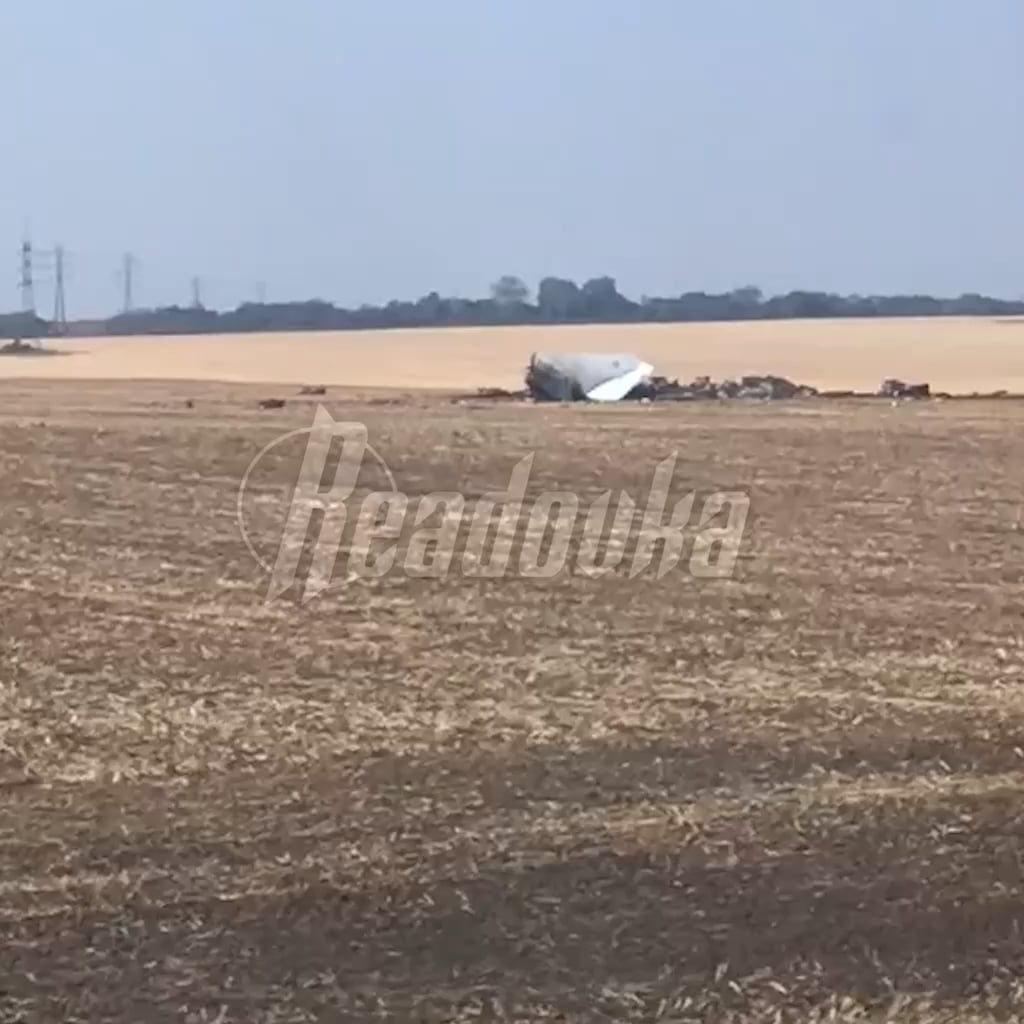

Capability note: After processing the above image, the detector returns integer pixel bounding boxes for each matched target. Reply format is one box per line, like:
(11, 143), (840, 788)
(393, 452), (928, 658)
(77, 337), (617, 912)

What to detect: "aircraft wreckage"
(526, 353), (656, 402)
(524, 352), (822, 402)
(518, 353), (942, 403)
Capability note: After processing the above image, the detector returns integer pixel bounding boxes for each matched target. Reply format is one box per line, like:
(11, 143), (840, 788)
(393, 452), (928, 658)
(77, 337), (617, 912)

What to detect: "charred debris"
(452, 353), (1017, 405)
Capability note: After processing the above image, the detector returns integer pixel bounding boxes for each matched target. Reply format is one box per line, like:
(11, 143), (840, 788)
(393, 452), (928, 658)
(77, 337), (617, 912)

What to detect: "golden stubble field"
(2, 316), (1024, 394)
(2, 369), (1024, 1022)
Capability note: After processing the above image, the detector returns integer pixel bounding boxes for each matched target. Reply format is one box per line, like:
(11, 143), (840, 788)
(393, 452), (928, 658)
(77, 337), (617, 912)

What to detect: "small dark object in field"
(449, 387), (527, 403)
(258, 398), (286, 410)
(299, 385), (327, 396)
(184, 399), (194, 409)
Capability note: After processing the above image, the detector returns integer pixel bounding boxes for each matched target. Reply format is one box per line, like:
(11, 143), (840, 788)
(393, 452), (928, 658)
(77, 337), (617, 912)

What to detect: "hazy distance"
(2, 0), (1021, 317)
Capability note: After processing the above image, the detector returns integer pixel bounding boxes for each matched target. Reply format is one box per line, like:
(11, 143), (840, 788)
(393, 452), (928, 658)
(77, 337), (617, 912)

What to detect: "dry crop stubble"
(3, 316), (1024, 393)
(2, 381), (1024, 1021)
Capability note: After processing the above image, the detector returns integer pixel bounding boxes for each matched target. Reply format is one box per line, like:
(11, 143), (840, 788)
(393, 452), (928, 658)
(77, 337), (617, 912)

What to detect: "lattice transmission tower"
(19, 238), (35, 315)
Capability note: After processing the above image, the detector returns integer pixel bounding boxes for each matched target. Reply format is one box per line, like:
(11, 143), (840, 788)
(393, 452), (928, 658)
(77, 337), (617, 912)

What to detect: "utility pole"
(122, 253), (135, 312)
(19, 238), (35, 315)
(52, 245), (67, 333)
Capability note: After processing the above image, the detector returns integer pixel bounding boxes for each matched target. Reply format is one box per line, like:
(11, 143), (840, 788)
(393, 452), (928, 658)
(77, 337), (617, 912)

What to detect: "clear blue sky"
(2, 0), (1021, 316)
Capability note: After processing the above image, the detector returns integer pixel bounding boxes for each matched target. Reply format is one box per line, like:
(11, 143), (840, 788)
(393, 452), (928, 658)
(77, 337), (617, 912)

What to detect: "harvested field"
(3, 316), (1024, 394)
(3, 379), (1024, 1022)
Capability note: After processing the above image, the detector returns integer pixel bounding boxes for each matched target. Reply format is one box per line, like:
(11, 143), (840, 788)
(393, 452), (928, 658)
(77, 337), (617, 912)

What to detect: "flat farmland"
(3, 377), (1024, 1022)
(3, 316), (1024, 393)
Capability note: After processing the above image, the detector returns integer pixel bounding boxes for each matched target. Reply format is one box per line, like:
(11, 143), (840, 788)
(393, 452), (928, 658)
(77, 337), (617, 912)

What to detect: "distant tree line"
(0, 312), (49, 339)
(2, 278), (1023, 338)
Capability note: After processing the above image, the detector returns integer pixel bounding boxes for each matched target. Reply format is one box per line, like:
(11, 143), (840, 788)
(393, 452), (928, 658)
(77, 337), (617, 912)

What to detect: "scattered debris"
(0, 338), (58, 357)
(475, 386), (521, 400)
(258, 398), (286, 410)
(451, 386), (526, 404)
(879, 378), (930, 399)
(454, 354), (1024, 406)
(638, 374), (820, 402)
(299, 385), (327, 396)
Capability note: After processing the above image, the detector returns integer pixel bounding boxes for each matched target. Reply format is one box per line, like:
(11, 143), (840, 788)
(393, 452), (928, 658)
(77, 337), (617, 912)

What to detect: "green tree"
(537, 277), (583, 320)
(490, 275), (530, 306)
